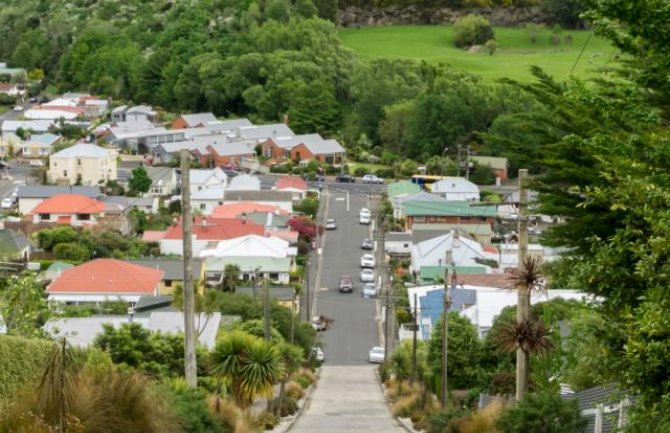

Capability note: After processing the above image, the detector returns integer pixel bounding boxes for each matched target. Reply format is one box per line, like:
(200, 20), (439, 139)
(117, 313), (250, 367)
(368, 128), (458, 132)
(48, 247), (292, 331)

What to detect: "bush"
(376, 168), (395, 178)
(0, 335), (53, 395)
(426, 407), (472, 433)
(255, 411), (279, 429)
(453, 14), (495, 48)
(496, 392), (586, 433)
(53, 242), (90, 261)
(286, 381), (306, 399)
(353, 167), (367, 177)
(324, 164), (338, 175)
(269, 396), (299, 417)
(270, 164), (290, 173)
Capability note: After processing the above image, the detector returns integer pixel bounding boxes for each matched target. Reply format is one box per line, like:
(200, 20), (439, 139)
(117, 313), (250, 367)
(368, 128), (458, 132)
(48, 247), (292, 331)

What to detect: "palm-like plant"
(274, 343), (304, 416)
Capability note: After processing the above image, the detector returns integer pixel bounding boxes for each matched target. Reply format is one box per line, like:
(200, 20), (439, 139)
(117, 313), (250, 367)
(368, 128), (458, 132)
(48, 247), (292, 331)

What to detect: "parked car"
(361, 238), (374, 250)
(362, 283), (377, 298)
(360, 268), (374, 283)
(311, 316), (327, 331)
(362, 174), (384, 184)
(29, 160), (44, 167)
(1, 197), (14, 209)
(13, 105), (23, 112)
(335, 174), (356, 183)
(360, 253), (375, 268)
(368, 346), (385, 363)
(312, 347), (325, 362)
(338, 275), (354, 293)
(325, 218), (337, 230)
(359, 213), (371, 225)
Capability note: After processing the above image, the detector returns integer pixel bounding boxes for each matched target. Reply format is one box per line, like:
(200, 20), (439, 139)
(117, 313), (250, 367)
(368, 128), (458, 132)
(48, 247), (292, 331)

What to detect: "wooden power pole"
(441, 267), (451, 408)
(264, 275), (271, 342)
(411, 292), (418, 383)
(516, 168), (530, 401)
(180, 150), (197, 388)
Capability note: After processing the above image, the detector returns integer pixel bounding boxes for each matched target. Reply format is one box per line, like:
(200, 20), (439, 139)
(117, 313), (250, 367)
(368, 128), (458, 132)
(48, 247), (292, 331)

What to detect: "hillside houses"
(47, 143), (118, 186)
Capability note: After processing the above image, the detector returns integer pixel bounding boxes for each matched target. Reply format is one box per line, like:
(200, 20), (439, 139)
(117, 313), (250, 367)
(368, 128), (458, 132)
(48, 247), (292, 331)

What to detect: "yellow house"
(48, 143), (118, 186)
(127, 259), (206, 296)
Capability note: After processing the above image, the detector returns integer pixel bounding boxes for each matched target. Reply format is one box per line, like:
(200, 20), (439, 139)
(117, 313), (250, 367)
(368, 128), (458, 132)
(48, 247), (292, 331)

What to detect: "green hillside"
(340, 25), (617, 81)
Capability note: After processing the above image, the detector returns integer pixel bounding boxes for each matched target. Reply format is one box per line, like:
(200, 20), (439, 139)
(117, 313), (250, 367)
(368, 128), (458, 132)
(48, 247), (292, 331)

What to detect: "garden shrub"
(255, 411), (279, 429)
(454, 14), (495, 48)
(0, 335), (52, 395)
(353, 167), (367, 177)
(269, 396), (299, 417)
(286, 381), (306, 399)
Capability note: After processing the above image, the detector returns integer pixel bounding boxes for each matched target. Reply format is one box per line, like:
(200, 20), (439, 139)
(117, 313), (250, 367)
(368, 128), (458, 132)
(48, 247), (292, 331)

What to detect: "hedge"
(0, 335), (53, 396)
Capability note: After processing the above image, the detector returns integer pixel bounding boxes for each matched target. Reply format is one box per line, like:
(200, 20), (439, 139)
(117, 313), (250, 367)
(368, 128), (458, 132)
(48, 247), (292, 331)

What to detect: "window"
(77, 158), (81, 166)
(284, 151), (291, 159)
(218, 201), (223, 205)
(39, 213), (50, 220)
(63, 170), (67, 177)
(77, 214), (90, 221)
(200, 203), (206, 210)
(269, 273), (279, 281)
(164, 280), (173, 287)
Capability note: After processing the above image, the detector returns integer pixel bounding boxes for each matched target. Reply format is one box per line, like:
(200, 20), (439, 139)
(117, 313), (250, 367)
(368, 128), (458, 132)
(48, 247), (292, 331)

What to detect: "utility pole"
(263, 275), (271, 342)
(465, 145), (471, 180)
(516, 168), (530, 401)
(412, 292), (418, 383)
(180, 149), (197, 388)
(384, 273), (391, 358)
(304, 257), (311, 322)
(456, 145), (462, 177)
(441, 267), (451, 408)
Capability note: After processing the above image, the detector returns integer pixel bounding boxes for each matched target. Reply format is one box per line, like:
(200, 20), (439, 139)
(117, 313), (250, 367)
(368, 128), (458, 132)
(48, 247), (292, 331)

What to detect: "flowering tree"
(288, 216), (317, 242)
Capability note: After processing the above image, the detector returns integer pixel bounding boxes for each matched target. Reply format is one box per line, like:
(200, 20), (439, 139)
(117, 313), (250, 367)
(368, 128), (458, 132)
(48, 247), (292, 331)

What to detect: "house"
(223, 190), (294, 213)
(260, 134), (345, 164)
(0, 224), (30, 261)
(44, 312), (222, 349)
(403, 200), (497, 244)
(471, 156), (509, 182)
(205, 256), (292, 285)
(274, 176), (307, 200)
(392, 191), (447, 219)
(233, 123), (294, 142)
(1, 120), (54, 137)
(127, 259), (205, 295)
(431, 177), (480, 202)
(191, 185), (225, 215)
(211, 202), (288, 219)
(200, 234), (295, 259)
(103, 195), (160, 215)
(17, 185), (100, 215)
(152, 140), (206, 164)
(0, 83), (25, 97)
(158, 217), (265, 256)
(111, 105), (157, 123)
(418, 265), (489, 284)
(43, 261), (74, 282)
(30, 194), (106, 227)
(172, 113), (218, 129)
(205, 118), (253, 133)
(45, 258), (164, 305)
(47, 143), (118, 186)
(105, 122), (186, 153)
(24, 105), (85, 121)
(20, 133), (62, 158)
(384, 232), (412, 256)
(387, 180), (421, 199)
(204, 141), (256, 167)
(145, 166), (178, 197)
(190, 168), (228, 194)
(409, 231), (490, 275)
(227, 173), (261, 191)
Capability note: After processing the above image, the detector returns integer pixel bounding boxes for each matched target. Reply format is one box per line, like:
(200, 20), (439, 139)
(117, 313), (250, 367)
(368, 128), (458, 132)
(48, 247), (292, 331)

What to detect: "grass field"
(339, 25), (617, 81)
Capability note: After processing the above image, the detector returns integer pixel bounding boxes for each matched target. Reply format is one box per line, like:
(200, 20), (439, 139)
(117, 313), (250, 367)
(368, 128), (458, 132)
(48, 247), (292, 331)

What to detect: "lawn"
(347, 161), (390, 173)
(339, 25), (617, 82)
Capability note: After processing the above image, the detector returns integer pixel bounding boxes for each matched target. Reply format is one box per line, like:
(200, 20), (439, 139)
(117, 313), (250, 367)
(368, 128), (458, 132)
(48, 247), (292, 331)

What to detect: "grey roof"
(395, 191), (448, 205)
(246, 212), (290, 228)
(17, 185), (100, 199)
(411, 228), (475, 244)
(206, 118), (253, 132)
(205, 256), (292, 273)
(385, 232), (412, 243)
(127, 259), (204, 281)
(209, 141), (255, 157)
(126, 105), (155, 115)
(111, 105), (128, 114)
(0, 229), (30, 254)
(99, 195), (156, 212)
(236, 286), (295, 302)
(134, 295), (175, 312)
(156, 140), (208, 154)
(274, 134), (324, 150)
(1, 120), (54, 133)
(51, 143), (111, 158)
(145, 166), (176, 183)
(181, 113), (217, 127)
(449, 288), (477, 312)
(303, 138), (345, 155)
(235, 123), (294, 140)
(224, 190), (293, 202)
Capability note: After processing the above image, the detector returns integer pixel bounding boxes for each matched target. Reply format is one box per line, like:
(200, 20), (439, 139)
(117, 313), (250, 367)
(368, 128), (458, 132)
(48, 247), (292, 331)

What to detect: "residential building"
(17, 185), (100, 215)
(260, 134), (345, 164)
(403, 200), (497, 244)
(1, 120), (53, 137)
(190, 168), (228, 194)
(205, 256), (292, 285)
(227, 173), (261, 191)
(0, 82), (25, 97)
(223, 190), (294, 213)
(471, 156), (509, 182)
(24, 105), (85, 121)
(30, 194), (105, 227)
(48, 143), (118, 186)
(204, 141), (255, 167)
(45, 259), (164, 305)
(127, 259), (205, 295)
(211, 202), (288, 219)
(158, 217), (265, 256)
(0, 224), (30, 261)
(145, 166), (178, 197)
(431, 177), (480, 202)
(409, 231), (491, 275)
(44, 261), (74, 282)
(391, 191), (447, 219)
(105, 122), (186, 153)
(111, 105), (157, 123)
(171, 113), (217, 129)
(200, 234), (295, 259)
(44, 312), (222, 349)
(191, 185), (225, 215)
(274, 176), (307, 200)
(384, 232), (412, 256)
(233, 123), (294, 142)
(20, 133), (62, 158)
(205, 118), (253, 133)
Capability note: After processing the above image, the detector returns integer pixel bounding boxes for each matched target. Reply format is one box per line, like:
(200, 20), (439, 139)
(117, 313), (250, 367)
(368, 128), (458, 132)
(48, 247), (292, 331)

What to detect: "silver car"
(360, 268), (374, 282)
(368, 346), (385, 363)
(362, 283), (377, 298)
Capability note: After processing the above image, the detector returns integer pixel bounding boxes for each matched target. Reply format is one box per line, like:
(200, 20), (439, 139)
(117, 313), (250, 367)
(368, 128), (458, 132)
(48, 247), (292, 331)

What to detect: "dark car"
(338, 275), (354, 293)
(336, 174), (356, 183)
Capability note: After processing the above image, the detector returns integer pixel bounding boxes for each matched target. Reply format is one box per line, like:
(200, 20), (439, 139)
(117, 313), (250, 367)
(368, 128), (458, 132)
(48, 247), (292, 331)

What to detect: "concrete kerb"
(373, 368), (424, 433)
(277, 367), (322, 433)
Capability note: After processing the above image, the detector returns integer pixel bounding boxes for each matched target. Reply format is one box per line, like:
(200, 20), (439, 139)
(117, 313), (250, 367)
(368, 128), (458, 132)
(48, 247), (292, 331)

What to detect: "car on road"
(325, 218), (337, 230)
(362, 283), (377, 298)
(338, 275), (354, 293)
(362, 174), (384, 184)
(360, 268), (374, 283)
(312, 347), (325, 362)
(360, 253), (375, 268)
(359, 208), (371, 225)
(1, 198), (13, 209)
(13, 105), (23, 112)
(335, 174), (356, 183)
(368, 346), (385, 363)
(361, 238), (374, 250)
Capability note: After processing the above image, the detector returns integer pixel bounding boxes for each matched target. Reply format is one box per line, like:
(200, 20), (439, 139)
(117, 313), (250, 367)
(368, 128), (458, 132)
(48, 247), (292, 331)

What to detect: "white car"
(360, 268), (374, 283)
(359, 208), (371, 225)
(1, 198), (13, 209)
(369, 346), (385, 363)
(13, 105), (23, 112)
(312, 347), (325, 362)
(362, 283), (377, 298)
(360, 253), (375, 268)
(362, 175), (384, 184)
(325, 218), (336, 230)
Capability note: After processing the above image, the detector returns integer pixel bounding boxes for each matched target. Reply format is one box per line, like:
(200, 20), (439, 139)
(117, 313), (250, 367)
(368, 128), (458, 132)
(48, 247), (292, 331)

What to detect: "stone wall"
(338, 6), (553, 27)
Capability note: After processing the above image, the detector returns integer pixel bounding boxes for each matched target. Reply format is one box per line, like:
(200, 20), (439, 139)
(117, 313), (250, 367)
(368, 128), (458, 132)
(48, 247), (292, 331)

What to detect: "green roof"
(403, 201), (497, 218)
(387, 181), (421, 198)
(420, 265), (488, 281)
(205, 256), (292, 273)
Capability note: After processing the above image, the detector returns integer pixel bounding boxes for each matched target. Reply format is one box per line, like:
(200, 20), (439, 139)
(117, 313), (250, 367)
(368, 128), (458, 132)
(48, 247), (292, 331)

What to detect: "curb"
(374, 369), (423, 433)
(276, 367), (321, 433)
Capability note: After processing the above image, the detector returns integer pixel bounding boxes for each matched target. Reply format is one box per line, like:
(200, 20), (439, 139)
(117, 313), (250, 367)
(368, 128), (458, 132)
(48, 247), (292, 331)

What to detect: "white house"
(227, 173), (261, 191)
(145, 166), (178, 197)
(200, 234), (296, 258)
(385, 232), (412, 256)
(190, 167), (228, 194)
(222, 190), (294, 213)
(48, 143), (117, 186)
(431, 177), (480, 202)
(409, 231), (489, 274)
(191, 185), (225, 215)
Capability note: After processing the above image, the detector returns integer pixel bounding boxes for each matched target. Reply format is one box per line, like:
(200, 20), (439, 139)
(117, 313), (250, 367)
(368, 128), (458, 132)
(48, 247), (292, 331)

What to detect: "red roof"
(32, 105), (85, 114)
(275, 176), (307, 191)
(211, 202), (287, 219)
(47, 259), (163, 294)
(162, 217), (265, 241)
(0, 83), (17, 91)
(32, 194), (105, 214)
(142, 230), (167, 242)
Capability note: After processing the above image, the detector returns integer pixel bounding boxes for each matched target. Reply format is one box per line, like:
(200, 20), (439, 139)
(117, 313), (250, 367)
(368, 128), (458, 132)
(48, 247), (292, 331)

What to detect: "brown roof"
(47, 259), (163, 294)
(455, 273), (515, 288)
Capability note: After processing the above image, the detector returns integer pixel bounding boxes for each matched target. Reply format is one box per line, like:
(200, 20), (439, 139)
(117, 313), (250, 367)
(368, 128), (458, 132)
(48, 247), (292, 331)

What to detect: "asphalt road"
(313, 187), (382, 366)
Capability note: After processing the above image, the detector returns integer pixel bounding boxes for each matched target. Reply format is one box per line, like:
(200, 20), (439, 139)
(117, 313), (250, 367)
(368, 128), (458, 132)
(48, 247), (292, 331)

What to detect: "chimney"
(201, 218), (207, 229)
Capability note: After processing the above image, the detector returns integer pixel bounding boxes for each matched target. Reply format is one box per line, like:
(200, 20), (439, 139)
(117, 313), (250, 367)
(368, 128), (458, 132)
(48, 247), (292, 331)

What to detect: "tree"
(274, 342), (304, 416)
(128, 166), (152, 195)
(453, 14), (495, 48)
(484, 39), (497, 55)
(222, 264), (241, 292)
(288, 216), (317, 242)
(0, 274), (49, 337)
(496, 391), (586, 433)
